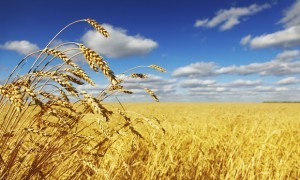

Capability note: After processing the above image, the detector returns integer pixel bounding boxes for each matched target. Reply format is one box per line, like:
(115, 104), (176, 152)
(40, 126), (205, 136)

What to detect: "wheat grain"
(59, 74), (84, 85)
(149, 64), (166, 73)
(130, 73), (148, 79)
(31, 71), (78, 97)
(131, 137), (137, 151)
(59, 89), (69, 102)
(86, 18), (109, 38)
(24, 128), (52, 137)
(0, 84), (23, 112)
(129, 126), (144, 139)
(79, 44), (118, 86)
(81, 91), (112, 121)
(39, 92), (74, 111)
(64, 68), (95, 86)
(42, 48), (79, 69)
(144, 88), (159, 102)
(118, 89), (133, 94)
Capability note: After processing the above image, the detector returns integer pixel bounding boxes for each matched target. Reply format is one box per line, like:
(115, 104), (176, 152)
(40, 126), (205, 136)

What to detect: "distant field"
(84, 102), (300, 179)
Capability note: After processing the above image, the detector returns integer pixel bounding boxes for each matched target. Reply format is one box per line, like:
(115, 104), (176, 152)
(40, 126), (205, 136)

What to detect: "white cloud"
(172, 62), (217, 77)
(0, 40), (39, 55)
(240, 35), (252, 45)
(249, 25), (300, 49)
(77, 84), (105, 91)
(254, 86), (275, 92)
(172, 50), (300, 78)
(194, 19), (209, 27)
(226, 79), (263, 87)
(179, 78), (262, 89)
(179, 79), (216, 88)
(183, 81), (299, 102)
(275, 50), (300, 61)
(279, 1), (300, 28)
(275, 77), (300, 85)
(81, 24), (158, 58)
(275, 87), (289, 91)
(195, 3), (270, 31)
(242, 1), (300, 49)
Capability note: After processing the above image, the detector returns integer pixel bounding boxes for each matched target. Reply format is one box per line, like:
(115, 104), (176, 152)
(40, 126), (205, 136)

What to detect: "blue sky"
(1, 0), (300, 102)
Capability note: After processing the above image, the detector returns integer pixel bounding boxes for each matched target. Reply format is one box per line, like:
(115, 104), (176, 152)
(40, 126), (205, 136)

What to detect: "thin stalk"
(29, 19), (86, 75)
(4, 50), (42, 85)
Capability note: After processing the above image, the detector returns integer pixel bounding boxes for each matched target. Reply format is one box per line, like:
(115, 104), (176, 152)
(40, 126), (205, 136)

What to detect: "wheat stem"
(4, 50), (42, 85)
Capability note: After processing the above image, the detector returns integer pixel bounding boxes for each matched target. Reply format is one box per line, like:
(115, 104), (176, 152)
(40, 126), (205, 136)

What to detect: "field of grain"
(1, 102), (300, 179)
(2, 102), (299, 179)
(87, 102), (299, 179)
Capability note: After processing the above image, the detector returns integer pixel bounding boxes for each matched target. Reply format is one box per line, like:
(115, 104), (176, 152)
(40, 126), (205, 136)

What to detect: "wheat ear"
(79, 44), (118, 86)
(86, 18), (109, 38)
(144, 88), (159, 102)
(149, 64), (167, 73)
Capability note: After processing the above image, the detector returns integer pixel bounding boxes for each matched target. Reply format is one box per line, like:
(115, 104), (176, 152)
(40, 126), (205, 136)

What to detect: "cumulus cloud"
(172, 62), (217, 77)
(172, 50), (300, 78)
(179, 79), (216, 88)
(226, 79), (263, 87)
(248, 25), (300, 48)
(242, 1), (300, 49)
(253, 86), (274, 92)
(184, 81), (298, 102)
(0, 40), (39, 55)
(81, 24), (158, 58)
(279, 0), (300, 28)
(77, 84), (106, 95)
(275, 50), (300, 61)
(77, 84), (105, 91)
(275, 77), (300, 85)
(179, 78), (266, 100)
(188, 87), (229, 93)
(179, 78), (263, 88)
(194, 3), (270, 31)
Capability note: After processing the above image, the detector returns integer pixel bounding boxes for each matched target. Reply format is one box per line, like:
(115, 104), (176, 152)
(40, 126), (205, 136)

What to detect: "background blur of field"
(79, 102), (300, 179)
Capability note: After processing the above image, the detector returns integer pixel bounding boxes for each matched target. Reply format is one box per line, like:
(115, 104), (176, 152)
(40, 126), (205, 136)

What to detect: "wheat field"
(1, 102), (299, 179)
(87, 102), (299, 179)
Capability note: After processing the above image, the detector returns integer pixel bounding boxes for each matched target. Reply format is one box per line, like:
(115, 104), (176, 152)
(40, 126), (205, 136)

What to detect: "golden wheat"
(130, 73), (148, 79)
(79, 44), (118, 86)
(0, 83), (23, 112)
(144, 87), (159, 102)
(42, 48), (79, 69)
(149, 64), (166, 73)
(64, 68), (95, 86)
(86, 18), (109, 38)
